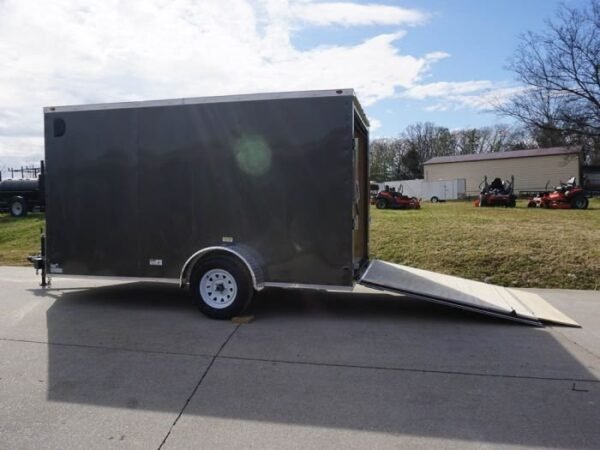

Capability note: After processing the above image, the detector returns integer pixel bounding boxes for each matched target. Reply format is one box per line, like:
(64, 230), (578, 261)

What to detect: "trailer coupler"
(27, 254), (50, 287)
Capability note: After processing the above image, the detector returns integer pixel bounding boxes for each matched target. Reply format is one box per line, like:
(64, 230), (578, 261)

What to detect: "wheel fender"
(180, 245), (264, 291)
(9, 195), (26, 205)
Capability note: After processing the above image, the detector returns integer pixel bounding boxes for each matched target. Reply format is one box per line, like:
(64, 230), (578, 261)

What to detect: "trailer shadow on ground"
(33, 282), (599, 449)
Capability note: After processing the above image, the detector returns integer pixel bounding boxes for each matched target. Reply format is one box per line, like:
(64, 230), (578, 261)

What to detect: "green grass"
(370, 198), (600, 290)
(1, 200), (599, 289)
(0, 213), (45, 266)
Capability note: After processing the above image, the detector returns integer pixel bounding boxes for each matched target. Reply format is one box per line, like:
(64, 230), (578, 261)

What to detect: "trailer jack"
(27, 228), (50, 287)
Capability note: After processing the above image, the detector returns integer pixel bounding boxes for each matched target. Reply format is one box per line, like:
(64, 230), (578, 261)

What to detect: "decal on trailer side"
(49, 264), (63, 274)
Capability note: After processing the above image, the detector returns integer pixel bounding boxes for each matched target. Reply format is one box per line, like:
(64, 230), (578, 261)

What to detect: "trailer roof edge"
(44, 89), (370, 127)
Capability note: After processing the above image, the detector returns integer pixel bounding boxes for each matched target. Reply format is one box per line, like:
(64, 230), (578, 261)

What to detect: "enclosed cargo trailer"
(36, 89), (577, 326)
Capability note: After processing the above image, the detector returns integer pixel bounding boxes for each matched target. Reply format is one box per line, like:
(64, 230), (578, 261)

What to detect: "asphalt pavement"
(0, 266), (599, 449)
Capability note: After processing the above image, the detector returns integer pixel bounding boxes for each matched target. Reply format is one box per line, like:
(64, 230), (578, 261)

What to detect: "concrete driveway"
(1, 266), (599, 449)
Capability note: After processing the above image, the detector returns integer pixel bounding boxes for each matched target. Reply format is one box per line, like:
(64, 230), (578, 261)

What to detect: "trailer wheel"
(571, 196), (589, 210)
(375, 199), (387, 209)
(189, 254), (254, 319)
(430, 196), (439, 203)
(9, 197), (28, 218)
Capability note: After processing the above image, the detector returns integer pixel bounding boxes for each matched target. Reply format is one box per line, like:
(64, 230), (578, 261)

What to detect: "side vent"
(53, 118), (66, 137)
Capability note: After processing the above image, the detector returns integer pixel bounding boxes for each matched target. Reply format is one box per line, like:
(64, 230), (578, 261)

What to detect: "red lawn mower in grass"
(475, 175), (517, 207)
(375, 185), (421, 210)
(527, 177), (589, 209)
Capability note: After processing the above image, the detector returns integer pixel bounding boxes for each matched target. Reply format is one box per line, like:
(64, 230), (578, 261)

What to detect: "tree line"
(369, 123), (536, 181)
(371, 0), (600, 182)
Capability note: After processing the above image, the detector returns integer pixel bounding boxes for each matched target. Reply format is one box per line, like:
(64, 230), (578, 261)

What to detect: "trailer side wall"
(44, 96), (355, 286)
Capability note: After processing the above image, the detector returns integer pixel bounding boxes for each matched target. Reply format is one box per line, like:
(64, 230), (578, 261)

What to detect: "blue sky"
(0, 0), (590, 169)
(288, 0), (583, 137)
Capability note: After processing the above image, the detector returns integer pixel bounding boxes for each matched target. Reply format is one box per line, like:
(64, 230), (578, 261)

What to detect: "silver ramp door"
(359, 260), (579, 327)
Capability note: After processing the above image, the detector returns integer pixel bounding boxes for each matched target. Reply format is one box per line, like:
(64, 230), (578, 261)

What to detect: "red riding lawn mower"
(375, 185), (421, 210)
(527, 177), (589, 209)
(475, 175), (517, 207)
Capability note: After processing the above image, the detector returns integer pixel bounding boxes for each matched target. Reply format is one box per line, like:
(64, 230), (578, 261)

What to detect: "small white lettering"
(49, 264), (63, 274)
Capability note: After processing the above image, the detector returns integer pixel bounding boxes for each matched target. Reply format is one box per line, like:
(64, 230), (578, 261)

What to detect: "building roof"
(423, 146), (581, 165)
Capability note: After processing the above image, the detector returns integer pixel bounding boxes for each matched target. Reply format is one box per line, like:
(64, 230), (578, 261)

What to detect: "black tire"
(571, 196), (589, 210)
(375, 199), (387, 209)
(430, 196), (439, 203)
(9, 197), (28, 217)
(189, 254), (254, 319)
(507, 197), (516, 208)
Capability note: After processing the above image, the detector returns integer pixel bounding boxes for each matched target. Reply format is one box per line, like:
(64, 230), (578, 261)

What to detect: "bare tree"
(452, 124), (529, 154)
(485, 124), (523, 152)
(400, 122), (456, 177)
(369, 139), (397, 181)
(454, 128), (483, 155)
(498, 0), (600, 157)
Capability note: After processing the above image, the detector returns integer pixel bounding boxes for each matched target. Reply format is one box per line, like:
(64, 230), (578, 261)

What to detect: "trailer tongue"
(359, 260), (579, 327)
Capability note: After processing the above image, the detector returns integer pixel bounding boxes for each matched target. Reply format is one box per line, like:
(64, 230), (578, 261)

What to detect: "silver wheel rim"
(11, 203), (23, 215)
(199, 269), (237, 309)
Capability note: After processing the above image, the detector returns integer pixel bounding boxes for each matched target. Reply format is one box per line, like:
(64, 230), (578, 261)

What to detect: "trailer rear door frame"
(352, 106), (369, 272)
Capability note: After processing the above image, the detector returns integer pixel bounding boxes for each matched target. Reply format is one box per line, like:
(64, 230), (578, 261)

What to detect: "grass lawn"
(1, 200), (599, 289)
(0, 213), (46, 266)
(370, 198), (600, 290)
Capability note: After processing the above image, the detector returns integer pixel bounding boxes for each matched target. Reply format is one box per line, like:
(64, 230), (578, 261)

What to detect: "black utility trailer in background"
(38, 89), (576, 326)
(0, 162), (45, 217)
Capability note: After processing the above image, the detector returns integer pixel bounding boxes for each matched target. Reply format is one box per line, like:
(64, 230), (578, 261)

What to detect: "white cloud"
(403, 81), (523, 112)
(289, 2), (428, 27)
(0, 137), (44, 172)
(0, 0), (444, 169)
(454, 86), (525, 109)
(0, 0), (510, 170)
(423, 103), (450, 112)
(402, 81), (494, 100)
(369, 118), (382, 131)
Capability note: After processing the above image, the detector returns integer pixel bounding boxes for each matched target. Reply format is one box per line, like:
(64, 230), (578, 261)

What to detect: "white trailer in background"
(380, 178), (466, 202)
(424, 179), (466, 202)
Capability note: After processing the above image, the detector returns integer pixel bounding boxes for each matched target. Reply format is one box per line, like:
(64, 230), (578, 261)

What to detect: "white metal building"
(423, 146), (581, 196)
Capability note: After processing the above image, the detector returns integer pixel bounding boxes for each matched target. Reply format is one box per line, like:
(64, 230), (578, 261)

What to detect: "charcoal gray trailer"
(37, 89), (577, 326)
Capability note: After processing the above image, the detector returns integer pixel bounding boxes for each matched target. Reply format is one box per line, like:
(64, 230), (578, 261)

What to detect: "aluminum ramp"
(359, 260), (579, 327)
